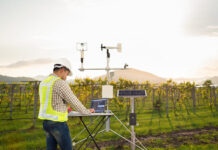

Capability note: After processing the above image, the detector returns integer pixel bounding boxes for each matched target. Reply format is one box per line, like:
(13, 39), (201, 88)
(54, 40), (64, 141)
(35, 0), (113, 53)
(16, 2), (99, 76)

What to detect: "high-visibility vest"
(38, 76), (68, 122)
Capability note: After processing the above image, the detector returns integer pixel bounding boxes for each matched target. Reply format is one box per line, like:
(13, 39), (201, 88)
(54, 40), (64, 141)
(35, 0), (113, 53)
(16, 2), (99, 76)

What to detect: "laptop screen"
(90, 99), (107, 113)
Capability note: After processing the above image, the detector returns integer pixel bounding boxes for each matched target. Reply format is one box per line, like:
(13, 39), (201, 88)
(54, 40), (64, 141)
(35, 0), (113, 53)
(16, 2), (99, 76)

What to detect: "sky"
(0, 0), (218, 79)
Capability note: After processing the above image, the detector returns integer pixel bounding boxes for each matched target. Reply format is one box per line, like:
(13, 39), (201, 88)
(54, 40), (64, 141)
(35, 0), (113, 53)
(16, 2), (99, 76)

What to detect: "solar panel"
(117, 90), (147, 97)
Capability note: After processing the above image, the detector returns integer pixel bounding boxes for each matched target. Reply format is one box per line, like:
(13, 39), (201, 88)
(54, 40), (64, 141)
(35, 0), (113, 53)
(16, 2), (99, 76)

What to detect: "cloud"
(0, 58), (73, 77)
(0, 58), (55, 68)
(207, 26), (218, 29)
(196, 58), (218, 76)
(184, 0), (218, 37)
(206, 25), (218, 36)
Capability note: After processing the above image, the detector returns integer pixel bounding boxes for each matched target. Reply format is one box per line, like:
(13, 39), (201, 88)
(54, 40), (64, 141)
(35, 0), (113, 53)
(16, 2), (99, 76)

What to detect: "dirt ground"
(89, 126), (218, 149)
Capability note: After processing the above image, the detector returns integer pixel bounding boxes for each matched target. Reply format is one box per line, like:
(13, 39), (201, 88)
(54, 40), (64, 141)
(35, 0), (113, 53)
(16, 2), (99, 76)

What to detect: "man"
(38, 58), (94, 150)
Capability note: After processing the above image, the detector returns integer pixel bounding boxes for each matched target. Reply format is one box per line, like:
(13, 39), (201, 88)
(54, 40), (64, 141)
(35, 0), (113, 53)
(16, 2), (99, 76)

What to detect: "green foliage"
(0, 78), (217, 119)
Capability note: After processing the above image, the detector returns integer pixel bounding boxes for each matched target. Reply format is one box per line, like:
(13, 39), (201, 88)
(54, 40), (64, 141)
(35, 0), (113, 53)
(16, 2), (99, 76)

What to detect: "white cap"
(54, 58), (72, 76)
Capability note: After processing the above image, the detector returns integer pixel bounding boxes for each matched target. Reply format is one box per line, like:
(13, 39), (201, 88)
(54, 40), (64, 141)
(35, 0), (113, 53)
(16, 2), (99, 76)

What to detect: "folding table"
(68, 112), (114, 150)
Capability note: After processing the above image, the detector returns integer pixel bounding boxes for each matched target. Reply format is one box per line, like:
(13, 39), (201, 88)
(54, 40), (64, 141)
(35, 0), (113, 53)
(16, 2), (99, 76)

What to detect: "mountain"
(173, 77), (209, 84)
(208, 76), (218, 85)
(173, 76), (218, 85)
(2, 70), (217, 85)
(0, 74), (36, 83)
(200, 76), (218, 85)
(34, 75), (47, 81)
(95, 68), (166, 83)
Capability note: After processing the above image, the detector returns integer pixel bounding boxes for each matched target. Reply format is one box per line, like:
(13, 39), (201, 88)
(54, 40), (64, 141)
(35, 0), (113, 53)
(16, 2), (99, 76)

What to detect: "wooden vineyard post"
(192, 87), (196, 113)
(166, 87), (169, 117)
(10, 85), (14, 120)
(33, 82), (39, 128)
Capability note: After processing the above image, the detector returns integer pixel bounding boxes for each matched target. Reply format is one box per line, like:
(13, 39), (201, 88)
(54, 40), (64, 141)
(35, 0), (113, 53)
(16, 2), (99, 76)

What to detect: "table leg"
(78, 116), (105, 149)
(79, 116), (101, 150)
(83, 116), (110, 150)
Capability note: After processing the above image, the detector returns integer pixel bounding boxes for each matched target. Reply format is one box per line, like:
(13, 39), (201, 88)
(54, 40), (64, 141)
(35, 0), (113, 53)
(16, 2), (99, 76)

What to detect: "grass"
(0, 98), (218, 149)
(0, 106), (217, 150)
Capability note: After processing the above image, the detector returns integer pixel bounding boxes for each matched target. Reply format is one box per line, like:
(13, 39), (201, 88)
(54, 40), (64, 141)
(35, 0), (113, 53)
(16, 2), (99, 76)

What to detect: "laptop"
(68, 98), (108, 116)
(90, 99), (107, 113)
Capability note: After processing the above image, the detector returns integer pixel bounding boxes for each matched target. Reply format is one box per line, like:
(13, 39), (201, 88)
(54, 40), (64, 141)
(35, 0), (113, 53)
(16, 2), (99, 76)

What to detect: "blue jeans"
(43, 120), (73, 150)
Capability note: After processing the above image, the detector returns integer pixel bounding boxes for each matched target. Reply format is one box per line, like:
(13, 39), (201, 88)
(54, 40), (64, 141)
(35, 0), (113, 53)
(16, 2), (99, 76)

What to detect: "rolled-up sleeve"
(57, 80), (91, 114)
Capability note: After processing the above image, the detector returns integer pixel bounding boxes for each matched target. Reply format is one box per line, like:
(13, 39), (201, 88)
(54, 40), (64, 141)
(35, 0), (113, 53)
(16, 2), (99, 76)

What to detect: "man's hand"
(89, 108), (95, 113)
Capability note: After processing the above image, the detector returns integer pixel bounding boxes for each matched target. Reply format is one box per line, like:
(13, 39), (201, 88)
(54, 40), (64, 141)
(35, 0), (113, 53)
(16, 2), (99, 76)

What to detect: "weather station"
(77, 42), (126, 131)
(70, 43), (147, 150)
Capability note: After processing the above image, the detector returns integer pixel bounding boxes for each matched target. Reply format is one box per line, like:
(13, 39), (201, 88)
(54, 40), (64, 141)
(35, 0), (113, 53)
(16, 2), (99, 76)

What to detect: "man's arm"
(58, 80), (91, 114)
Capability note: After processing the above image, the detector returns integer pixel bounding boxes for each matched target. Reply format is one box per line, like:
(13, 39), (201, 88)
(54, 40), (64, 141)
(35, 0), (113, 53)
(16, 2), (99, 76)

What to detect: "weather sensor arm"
(78, 43), (127, 72)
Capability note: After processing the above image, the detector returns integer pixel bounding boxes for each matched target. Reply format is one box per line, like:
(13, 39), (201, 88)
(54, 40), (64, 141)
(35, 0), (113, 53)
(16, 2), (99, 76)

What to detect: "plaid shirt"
(49, 74), (90, 114)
